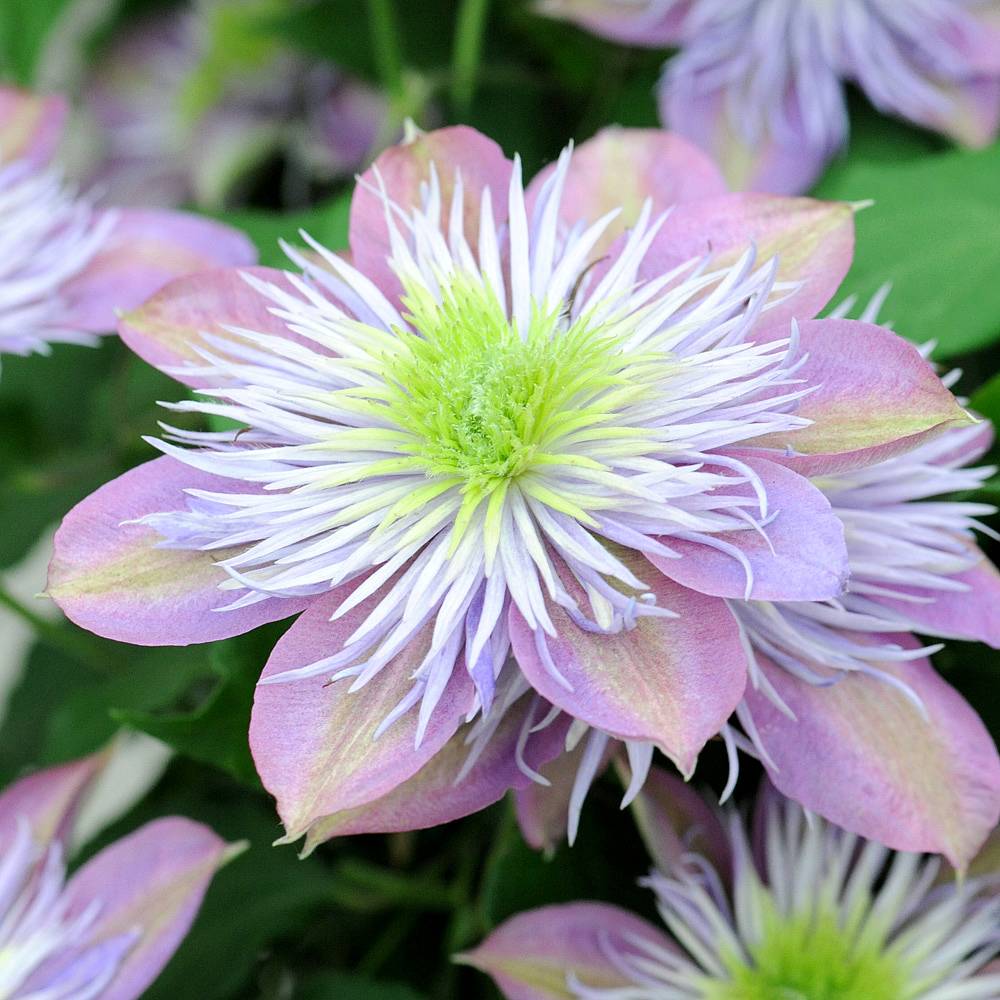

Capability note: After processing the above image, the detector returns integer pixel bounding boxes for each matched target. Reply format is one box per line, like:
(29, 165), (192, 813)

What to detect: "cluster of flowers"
(0, 0), (998, 987)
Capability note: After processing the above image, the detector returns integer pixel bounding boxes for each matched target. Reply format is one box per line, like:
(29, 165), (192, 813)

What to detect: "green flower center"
(388, 274), (636, 485)
(707, 896), (909, 1000)
(331, 272), (664, 554)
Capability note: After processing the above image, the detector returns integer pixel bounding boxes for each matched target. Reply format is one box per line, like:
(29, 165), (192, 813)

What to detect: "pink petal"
(118, 266), (306, 388)
(458, 902), (677, 999)
(249, 586), (475, 842)
(349, 125), (513, 302)
(0, 752), (106, 853)
(743, 640), (1000, 869)
(60, 209), (257, 333)
(60, 817), (233, 1000)
(649, 456), (848, 601)
(660, 78), (835, 195)
(741, 319), (973, 475)
(874, 550), (1000, 649)
(0, 87), (66, 168)
(535, 0), (691, 47)
(48, 457), (306, 646)
(626, 763), (730, 878)
(639, 193), (854, 329)
(509, 562), (747, 777)
(526, 127), (726, 255)
(299, 695), (570, 852)
(966, 5), (1000, 73)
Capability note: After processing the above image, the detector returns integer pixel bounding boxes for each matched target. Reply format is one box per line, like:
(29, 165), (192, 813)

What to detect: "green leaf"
(0, 0), (75, 83)
(971, 373), (1000, 426)
(825, 95), (943, 167)
(478, 793), (650, 929)
(0, 645), (92, 785)
(267, 0), (379, 82)
(113, 624), (291, 787)
(0, 641), (216, 784)
(212, 193), (352, 268)
(270, 0), (457, 82)
(0, 340), (186, 569)
(813, 139), (1000, 358)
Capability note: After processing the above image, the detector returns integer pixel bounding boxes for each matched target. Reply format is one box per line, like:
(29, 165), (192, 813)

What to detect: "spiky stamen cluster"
(569, 797), (1000, 1000)
(143, 146), (812, 736)
(0, 162), (113, 356)
(0, 819), (136, 999)
(731, 422), (996, 729)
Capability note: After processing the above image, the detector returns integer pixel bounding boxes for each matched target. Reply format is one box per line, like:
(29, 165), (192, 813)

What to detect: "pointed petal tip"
(0, 751), (109, 851)
(221, 839), (250, 865)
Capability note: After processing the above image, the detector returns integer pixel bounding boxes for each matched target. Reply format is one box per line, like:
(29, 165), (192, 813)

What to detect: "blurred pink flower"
(75, 5), (390, 209)
(0, 86), (254, 355)
(539, 0), (1000, 192)
(0, 752), (235, 1000)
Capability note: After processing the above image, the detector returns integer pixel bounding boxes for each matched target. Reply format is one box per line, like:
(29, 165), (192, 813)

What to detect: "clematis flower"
(0, 86), (254, 355)
(537, 0), (1000, 193)
(71, 2), (390, 209)
(463, 772), (1000, 1000)
(48, 126), (984, 856)
(0, 751), (235, 1000)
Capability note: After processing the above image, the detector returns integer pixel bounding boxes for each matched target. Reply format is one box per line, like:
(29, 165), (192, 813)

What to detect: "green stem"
(366, 0), (405, 103)
(451, 0), (491, 113)
(336, 857), (457, 910)
(0, 583), (114, 673)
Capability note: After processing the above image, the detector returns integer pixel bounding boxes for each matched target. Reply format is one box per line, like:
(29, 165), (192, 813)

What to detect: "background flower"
(0, 750), (235, 1000)
(538, 0), (1000, 193)
(67, 0), (392, 210)
(0, 85), (255, 355)
(464, 771), (1000, 999)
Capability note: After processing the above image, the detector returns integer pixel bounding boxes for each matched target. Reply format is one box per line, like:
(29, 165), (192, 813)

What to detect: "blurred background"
(0, 2), (998, 998)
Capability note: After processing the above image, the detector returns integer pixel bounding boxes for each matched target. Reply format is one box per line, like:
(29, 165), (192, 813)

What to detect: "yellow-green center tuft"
(332, 272), (662, 555)
(386, 275), (635, 489)
(707, 892), (910, 1000)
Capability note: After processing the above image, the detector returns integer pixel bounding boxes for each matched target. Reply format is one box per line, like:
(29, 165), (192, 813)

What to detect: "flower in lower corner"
(537, 0), (1000, 193)
(47, 126), (972, 852)
(0, 86), (255, 356)
(0, 751), (236, 1000)
(462, 773), (1000, 1000)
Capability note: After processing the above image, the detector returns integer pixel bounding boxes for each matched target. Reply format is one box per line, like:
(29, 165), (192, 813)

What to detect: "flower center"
(708, 896), (908, 1000)
(376, 273), (645, 496)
